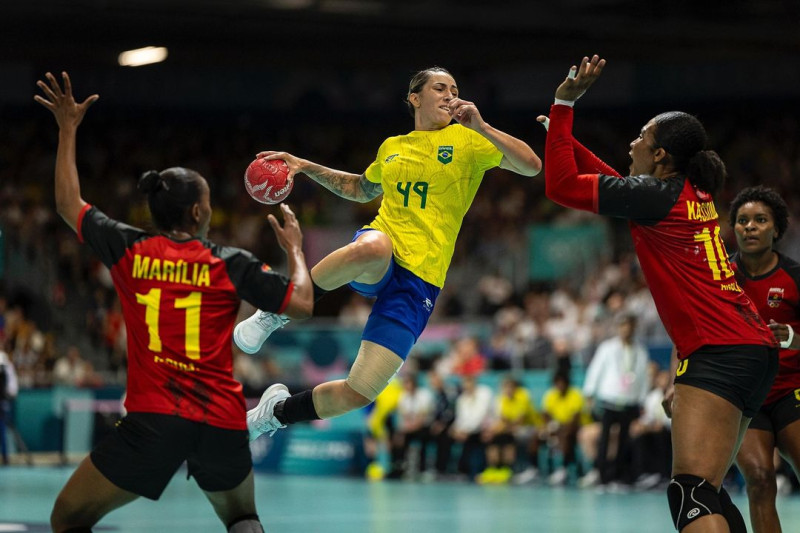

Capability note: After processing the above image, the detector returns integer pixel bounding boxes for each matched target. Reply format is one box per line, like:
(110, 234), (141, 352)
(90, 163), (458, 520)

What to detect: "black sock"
(312, 280), (328, 302)
(274, 390), (320, 424)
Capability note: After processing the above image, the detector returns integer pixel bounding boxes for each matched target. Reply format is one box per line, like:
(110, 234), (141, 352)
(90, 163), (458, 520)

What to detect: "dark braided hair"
(728, 185), (789, 243)
(137, 167), (203, 232)
(405, 66), (453, 117)
(652, 111), (727, 196)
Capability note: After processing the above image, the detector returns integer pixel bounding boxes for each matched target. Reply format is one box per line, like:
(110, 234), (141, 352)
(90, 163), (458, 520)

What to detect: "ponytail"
(652, 111), (725, 196)
(686, 150), (727, 196)
(137, 167), (202, 232)
(137, 170), (168, 194)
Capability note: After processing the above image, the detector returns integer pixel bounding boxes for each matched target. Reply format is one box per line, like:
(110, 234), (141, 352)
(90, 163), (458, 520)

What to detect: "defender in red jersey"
(36, 72), (313, 533)
(729, 186), (800, 533)
(543, 56), (777, 533)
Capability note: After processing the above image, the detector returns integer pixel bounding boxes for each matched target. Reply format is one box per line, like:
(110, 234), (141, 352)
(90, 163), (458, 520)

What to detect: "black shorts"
(491, 432), (516, 447)
(91, 412), (252, 500)
(748, 389), (800, 433)
(673, 344), (778, 418)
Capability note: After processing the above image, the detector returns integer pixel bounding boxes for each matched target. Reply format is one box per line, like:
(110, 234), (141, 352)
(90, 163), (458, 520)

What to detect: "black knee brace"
(667, 474), (722, 531)
(718, 486), (747, 533)
(227, 514), (264, 533)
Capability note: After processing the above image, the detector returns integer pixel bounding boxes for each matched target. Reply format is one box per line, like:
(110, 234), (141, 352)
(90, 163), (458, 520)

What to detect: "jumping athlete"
(238, 67), (541, 440)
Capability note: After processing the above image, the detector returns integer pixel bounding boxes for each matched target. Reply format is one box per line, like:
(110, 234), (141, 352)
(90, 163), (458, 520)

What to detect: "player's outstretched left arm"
(34, 72), (99, 232)
(448, 98), (541, 177)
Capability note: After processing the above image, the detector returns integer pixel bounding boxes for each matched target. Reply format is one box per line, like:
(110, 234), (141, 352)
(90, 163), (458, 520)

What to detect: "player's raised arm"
(34, 72), (99, 232)
(448, 97), (541, 176)
(257, 150), (382, 203)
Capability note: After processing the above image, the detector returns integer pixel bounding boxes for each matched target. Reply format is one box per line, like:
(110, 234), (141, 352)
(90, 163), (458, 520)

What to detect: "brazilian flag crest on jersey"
(437, 145), (453, 164)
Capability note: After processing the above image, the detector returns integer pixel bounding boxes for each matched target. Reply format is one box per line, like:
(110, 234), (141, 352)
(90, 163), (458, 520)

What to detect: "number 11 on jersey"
(136, 288), (202, 360)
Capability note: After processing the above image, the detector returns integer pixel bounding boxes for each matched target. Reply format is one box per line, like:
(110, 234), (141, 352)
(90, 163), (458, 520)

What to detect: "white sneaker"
(634, 473), (662, 491)
(605, 481), (630, 494)
(578, 468), (600, 489)
(777, 474), (792, 496)
(234, 311), (289, 354)
(548, 467), (568, 486)
(247, 383), (290, 440)
(512, 467), (539, 485)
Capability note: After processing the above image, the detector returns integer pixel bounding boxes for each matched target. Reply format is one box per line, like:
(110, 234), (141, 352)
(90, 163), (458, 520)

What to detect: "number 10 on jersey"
(694, 226), (734, 281)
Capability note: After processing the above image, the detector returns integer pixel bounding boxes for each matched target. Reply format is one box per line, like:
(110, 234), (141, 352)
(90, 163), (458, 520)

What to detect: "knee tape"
(346, 341), (404, 402)
(667, 474), (722, 531)
(718, 486), (747, 533)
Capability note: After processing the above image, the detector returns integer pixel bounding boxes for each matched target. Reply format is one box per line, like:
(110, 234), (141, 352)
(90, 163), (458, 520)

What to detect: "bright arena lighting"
(117, 46), (168, 67)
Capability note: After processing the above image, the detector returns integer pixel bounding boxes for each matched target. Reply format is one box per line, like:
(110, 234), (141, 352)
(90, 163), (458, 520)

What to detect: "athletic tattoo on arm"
(304, 166), (381, 203)
(358, 175), (383, 201)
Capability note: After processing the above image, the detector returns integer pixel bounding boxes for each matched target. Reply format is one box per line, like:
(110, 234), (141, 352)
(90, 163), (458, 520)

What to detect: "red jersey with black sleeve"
(733, 252), (800, 404)
(77, 204), (294, 430)
(545, 104), (775, 358)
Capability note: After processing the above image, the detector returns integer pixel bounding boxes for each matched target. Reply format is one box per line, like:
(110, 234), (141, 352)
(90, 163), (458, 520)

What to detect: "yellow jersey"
(498, 387), (542, 427)
(364, 124), (503, 288)
(541, 386), (585, 426)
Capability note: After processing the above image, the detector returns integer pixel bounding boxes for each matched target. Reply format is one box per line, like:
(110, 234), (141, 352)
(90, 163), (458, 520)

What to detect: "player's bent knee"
(742, 465), (776, 494)
(342, 384), (373, 410)
(667, 474), (722, 531)
(51, 498), (83, 532)
(346, 342), (404, 402)
(353, 233), (392, 264)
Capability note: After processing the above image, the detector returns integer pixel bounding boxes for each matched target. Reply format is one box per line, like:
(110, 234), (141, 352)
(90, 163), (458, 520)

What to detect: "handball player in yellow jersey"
(239, 67), (541, 438)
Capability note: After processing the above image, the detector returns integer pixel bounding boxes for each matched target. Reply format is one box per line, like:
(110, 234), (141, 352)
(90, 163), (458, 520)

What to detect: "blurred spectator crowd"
(1, 99), (799, 395)
(363, 342), (675, 492)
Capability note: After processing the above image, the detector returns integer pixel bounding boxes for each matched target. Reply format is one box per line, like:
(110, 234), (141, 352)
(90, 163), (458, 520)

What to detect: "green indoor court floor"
(2, 466), (800, 533)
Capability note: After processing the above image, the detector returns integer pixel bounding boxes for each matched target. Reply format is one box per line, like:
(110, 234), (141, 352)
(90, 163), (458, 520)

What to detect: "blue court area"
(3, 466), (800, 532)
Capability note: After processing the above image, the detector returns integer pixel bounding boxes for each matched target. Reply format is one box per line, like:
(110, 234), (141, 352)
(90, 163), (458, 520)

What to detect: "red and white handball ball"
(244, 158), (293, 205)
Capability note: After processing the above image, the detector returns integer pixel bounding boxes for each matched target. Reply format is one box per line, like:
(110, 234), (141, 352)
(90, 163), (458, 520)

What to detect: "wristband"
(554, 98), (575, 107)
(780, 324), (794, 349)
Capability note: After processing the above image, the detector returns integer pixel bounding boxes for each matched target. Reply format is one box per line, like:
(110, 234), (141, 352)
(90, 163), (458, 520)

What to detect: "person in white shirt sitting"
(449, 374), (494, 480)
(387, 373), (435, 479)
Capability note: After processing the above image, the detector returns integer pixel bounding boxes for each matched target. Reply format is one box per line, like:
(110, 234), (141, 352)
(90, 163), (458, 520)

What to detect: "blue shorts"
(348, 228), (440, 359)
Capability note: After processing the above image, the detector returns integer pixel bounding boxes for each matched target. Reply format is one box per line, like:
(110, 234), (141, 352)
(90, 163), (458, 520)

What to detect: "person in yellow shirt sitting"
(363, 378), (402, 480)
(240, 68), (541, 439)
(478, 376), (542, 484)
(541, 370), (586, 486)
